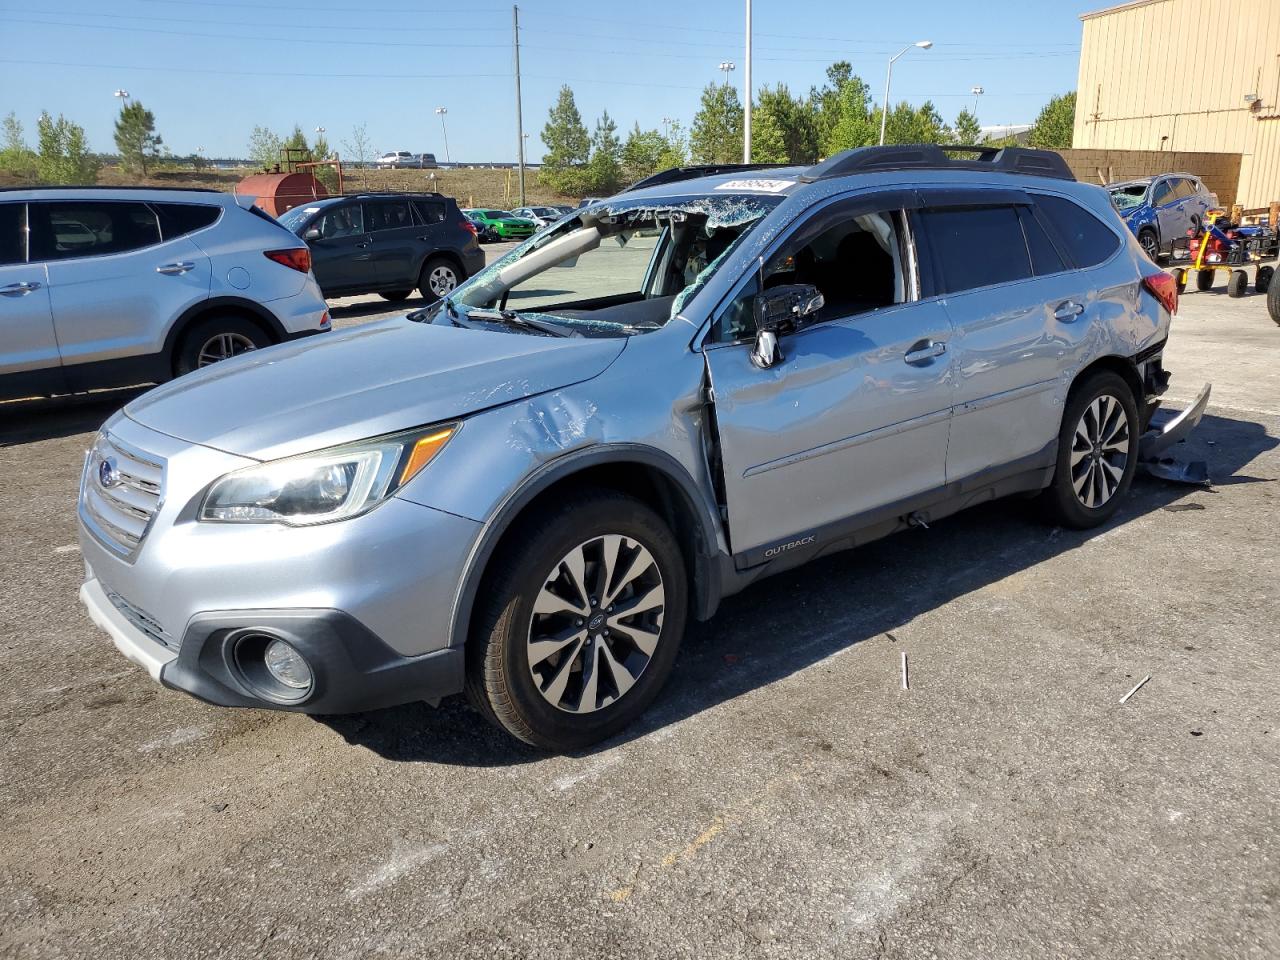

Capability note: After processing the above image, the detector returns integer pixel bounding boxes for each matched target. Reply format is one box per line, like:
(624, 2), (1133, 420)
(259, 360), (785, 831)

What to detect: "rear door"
(363, 198), (421, 289)
(916, 190), (1067, 481)
(704, 190), (955, 564)
(0, 201), (62, 388)
(30, 199), (211, 370)
(307, 202), (374, 294)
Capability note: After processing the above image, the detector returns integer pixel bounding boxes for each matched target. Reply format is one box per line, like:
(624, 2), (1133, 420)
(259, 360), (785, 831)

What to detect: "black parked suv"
(278, 193), (485, 303)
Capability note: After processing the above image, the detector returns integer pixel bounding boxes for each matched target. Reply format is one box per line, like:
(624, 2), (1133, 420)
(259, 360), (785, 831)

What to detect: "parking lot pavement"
(1, 290), (1278, 959)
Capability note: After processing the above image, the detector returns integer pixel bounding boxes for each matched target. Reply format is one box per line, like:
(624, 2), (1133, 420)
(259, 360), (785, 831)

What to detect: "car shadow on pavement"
(328, 297), (431, 321)
(0, 387), (147, 446)
(323, 410), (1277, 766)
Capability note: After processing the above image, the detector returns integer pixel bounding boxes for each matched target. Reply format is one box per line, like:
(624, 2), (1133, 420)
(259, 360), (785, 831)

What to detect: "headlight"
(200, 425), (456, 525)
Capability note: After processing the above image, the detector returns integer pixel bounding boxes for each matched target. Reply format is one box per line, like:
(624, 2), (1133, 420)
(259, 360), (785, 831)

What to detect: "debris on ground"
(1142, 458), (1211, 486)
(1163, 502), (1207, 512)
(901, 652), (909, 691)
(1119, 674), (1152, 704)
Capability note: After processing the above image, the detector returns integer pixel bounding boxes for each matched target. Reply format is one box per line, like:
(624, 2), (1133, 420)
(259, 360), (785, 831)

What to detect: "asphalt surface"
(1, 274), (1278, 959)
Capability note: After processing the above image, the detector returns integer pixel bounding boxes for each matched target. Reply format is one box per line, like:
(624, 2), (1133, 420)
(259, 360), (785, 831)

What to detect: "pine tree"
(1027, 92), (1076, 149)
(113, 100), (162, 176)
(587, 110), (622, 194)
(540, 85), (591, 194)
(690, 83), (743, 164)
(826, 74), (877, 153)
(952, 109), (983, 145)
(754, 84), (819, 163)
(620, 123), (667, 183)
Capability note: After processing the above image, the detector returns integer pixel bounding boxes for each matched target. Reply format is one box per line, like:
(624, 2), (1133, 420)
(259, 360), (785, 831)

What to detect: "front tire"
(466, 490), (688, 751)
(1254, 265), (1273, 294)
(1137, 229), (1160, 262)
(174, 315), (272, 376)
(1227, 269), (1248, 298)
(418, 257), (460, 303)
(380, 289), (412, 302)
(1042, 371), (1139, 530)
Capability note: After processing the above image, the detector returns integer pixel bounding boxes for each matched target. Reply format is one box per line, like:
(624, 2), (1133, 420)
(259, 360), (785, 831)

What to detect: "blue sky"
(0, 0), (1096, 162)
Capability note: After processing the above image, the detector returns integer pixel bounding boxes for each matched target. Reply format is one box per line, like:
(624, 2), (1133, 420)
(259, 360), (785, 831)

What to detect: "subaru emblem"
(98, 457), (121, 489)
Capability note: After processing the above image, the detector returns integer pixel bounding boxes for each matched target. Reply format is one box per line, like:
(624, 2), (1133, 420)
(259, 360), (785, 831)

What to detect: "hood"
(125, 318), (626, 461)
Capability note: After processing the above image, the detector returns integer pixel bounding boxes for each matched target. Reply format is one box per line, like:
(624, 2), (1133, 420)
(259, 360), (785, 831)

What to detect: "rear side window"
(365, 199), (413, 232)
(413, 199), (445, 224)
(152, 202), (220, 240)
(1018, 207), (1067, 276)
(1034, 195), (1121, 269)
(29, 201), (161, 262)
(919, 206), (1032, 294)
(0, 203), (24, 265)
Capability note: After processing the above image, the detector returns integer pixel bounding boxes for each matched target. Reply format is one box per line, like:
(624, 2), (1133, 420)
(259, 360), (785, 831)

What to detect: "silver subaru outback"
(77, 147), (1203, 751)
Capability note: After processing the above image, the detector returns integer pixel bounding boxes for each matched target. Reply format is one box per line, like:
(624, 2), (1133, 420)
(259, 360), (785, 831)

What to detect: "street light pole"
(113, 88), (130, 113)
(879, 40), (932, 146)
(435, 107), (451, 164)
(512, 4), (526, 206)
(743, 0), (752, 163)
(970, 85), (984, 117)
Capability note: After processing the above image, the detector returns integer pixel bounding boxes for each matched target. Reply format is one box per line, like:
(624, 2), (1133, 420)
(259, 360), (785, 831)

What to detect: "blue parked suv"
(1108, 174), (1217, 261)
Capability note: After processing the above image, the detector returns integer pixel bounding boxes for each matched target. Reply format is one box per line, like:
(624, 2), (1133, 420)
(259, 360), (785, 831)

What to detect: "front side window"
(29, 201), (161, 261)
(1151, 180), (1173, 205)
(365, 200), (414, 232)
(317, 204), (364, 239)
(1035, 194), (1121, 269)
(919, 205), (1032, 294)
(0, 203), (24, 265)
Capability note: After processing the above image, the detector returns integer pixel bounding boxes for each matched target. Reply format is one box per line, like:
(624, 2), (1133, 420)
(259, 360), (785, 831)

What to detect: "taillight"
(460, 218), (477, 236)
(1142, 272), (1178, 316)
(264, 248), (312, 273)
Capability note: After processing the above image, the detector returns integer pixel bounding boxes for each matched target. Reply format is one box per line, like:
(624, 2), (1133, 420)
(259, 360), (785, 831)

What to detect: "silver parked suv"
(78, 147), (1197, 751)
(1, 187), (330, 401)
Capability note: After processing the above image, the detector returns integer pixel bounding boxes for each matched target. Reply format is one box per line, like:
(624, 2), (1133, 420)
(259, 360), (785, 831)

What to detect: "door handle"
(0, 280), (41, 296)
(1053, 300), (1085, 322)
(904, 340), (947, 365)
(156, 261), (195, 275)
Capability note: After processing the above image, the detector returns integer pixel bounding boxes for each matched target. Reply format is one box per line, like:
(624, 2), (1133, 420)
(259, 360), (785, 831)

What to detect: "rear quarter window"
(1034, 194), (1121, 269)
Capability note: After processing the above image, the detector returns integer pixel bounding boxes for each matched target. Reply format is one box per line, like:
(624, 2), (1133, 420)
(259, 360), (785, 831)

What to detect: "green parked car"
(462, 208), (536, 241)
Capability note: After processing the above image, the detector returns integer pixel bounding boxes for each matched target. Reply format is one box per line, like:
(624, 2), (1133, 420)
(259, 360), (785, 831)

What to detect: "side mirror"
(750, 284), (824, 369)
(304, 227), (322, 241)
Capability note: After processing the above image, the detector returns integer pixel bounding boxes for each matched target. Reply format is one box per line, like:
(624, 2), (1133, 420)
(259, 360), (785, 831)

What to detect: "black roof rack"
(623, 162), (797, 193)
(799, 145), (1075, 183)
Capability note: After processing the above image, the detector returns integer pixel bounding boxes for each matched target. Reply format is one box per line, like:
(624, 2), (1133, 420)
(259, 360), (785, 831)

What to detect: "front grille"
(80, 432), (165, 560)
(103, 586), (177, 651)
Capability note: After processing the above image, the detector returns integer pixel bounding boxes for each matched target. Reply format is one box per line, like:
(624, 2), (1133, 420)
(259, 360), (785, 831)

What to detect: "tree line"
(541, 62), (1076, 196)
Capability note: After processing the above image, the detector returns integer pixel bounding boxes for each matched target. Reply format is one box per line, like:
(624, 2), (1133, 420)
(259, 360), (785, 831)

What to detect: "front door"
(308, 202), (374, 294)
(704, 194), (954, 566)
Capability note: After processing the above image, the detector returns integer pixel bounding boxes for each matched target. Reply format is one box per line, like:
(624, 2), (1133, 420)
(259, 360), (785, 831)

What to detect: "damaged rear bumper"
(1139, 382), (1212, 460)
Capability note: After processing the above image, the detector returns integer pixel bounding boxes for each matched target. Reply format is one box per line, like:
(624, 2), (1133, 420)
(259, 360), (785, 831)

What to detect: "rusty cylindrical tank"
(235, 172), (328, 217)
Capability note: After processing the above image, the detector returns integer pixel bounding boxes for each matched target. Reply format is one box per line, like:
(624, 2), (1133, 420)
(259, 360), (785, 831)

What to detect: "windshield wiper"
(465, 307), (575, 338)
(407, 296), (461, 324)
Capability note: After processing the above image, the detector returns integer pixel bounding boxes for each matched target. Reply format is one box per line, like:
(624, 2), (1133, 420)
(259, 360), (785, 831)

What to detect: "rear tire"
(418, 257), (461, 303)
(1227, 269), (1248, 298)
(1196, 269), (1216, 291)
(1254, 265), (1273, 294)
(174, 315), (272, 376)
(380, 290), (412, 302)
(466, 489), (688, 751)
(1041, 370), (1139, 530)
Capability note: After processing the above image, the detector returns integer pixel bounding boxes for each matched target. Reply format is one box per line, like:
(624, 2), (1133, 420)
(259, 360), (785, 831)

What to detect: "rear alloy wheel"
(1137, 229), (1160, 262)
(175, 315), (273, 375)
(1227, 269), (1248, 298)
(1196, 269), (1216, 291)
(467, 490), (688, 751)
(380, 289), (412, 302)
(419, 257), (460, 303)
(1254, 265), (1273, 295)
(1042, 371), (1139, 529)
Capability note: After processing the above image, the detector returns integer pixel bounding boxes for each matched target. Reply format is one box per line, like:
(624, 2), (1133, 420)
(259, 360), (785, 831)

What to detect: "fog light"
(264, 639), (312, 689)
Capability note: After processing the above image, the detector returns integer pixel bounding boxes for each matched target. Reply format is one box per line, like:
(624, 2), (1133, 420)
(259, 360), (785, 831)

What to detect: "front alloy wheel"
(467, 489), (688, 751)
(1069, 394), (1130, 509)
(527, 536), (665, 714)
(1138, 230), (1160, 261)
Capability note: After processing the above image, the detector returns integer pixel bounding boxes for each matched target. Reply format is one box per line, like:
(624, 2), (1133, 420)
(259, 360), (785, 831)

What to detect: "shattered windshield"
(438, 193), (783, 337)
(1109, 183), (1149, 211)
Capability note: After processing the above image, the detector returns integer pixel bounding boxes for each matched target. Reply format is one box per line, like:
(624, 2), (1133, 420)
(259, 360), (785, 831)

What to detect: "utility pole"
(513, 4), (526, 205)
(743, 0), (752, 163)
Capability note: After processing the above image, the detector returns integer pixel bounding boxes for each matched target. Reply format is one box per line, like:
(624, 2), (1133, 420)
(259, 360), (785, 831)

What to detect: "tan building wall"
(1073, 0), (1280, 209)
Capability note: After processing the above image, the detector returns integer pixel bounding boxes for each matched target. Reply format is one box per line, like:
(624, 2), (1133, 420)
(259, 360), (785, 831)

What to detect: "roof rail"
(623, 162), (797, 193)
(799, 145), (1075, 183)
(0, 184), (226, 194)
